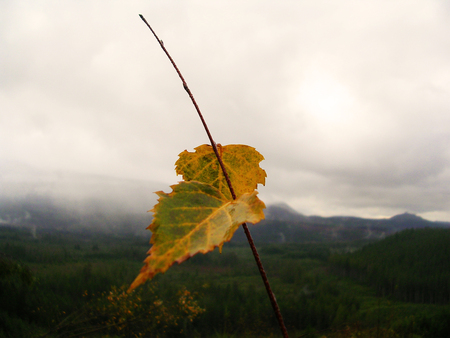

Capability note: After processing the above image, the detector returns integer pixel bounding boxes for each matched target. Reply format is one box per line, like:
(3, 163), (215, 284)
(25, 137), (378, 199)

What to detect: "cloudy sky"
(1, 0), (450, 221)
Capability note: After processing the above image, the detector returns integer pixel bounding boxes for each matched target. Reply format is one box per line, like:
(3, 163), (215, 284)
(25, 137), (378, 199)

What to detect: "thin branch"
(138, 14), (233, 192)
(139, 14), (290, 338)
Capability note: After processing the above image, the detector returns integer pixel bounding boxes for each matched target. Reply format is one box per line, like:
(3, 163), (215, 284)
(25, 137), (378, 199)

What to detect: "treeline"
(186, 261), (361, 335)
(0, 229), (203, 337)
(3, 225), (450, 337)
(331, 228), (450, 304)
(231, 219), (382, 243)
(0, 227), (364, 337)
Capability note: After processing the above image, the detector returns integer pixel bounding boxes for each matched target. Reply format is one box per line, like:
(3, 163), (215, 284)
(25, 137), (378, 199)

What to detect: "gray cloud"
(1, 0), (450, 221)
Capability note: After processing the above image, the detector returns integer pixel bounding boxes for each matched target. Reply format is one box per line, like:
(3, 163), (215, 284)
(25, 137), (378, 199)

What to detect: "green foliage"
(2, 226), (450, 337)
(331, 228), (450, 304)
(47, 284), (204, 338)
(0, 254), (37, 337)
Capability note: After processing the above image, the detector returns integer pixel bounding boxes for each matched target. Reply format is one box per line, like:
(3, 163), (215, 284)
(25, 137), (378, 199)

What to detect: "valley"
(2, 216), (450, 337)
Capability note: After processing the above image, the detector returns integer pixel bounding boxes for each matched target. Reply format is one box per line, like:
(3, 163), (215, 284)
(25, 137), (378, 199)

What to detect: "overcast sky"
(1, 0), (450, 221)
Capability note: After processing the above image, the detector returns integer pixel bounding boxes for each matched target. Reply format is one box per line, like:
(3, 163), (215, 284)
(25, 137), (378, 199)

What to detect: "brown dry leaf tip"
(175, 144), (266, 201)
(128, 181), (265, 291)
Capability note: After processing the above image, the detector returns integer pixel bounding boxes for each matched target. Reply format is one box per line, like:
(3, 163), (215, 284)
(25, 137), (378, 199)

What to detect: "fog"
(2, 0), (450, 221)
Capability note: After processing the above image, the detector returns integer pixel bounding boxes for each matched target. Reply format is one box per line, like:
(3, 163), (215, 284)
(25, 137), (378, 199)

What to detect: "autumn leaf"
(175, 144), (266, 200)
(129, 181), (265, 291)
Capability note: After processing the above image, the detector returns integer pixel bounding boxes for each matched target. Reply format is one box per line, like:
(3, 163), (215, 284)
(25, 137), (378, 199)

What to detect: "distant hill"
(0, 171), (163, 236)
(232, 205), (450, 243)
(263, 203), (309, 222)
(0, 194), (154, 237)
(1, 196), (449, 242)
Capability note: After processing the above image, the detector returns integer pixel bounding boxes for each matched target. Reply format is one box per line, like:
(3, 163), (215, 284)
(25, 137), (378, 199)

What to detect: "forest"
(331, 228), (450, 304)
(2, 225), (450, 337)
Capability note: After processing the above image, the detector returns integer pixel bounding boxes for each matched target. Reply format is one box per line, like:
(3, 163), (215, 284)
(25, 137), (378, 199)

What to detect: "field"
(1, 225), (450, 337)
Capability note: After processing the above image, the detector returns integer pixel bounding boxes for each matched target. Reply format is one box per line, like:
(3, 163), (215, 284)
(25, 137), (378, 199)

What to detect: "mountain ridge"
(1, 197), (449, 242)
(231, 204), (450, 243)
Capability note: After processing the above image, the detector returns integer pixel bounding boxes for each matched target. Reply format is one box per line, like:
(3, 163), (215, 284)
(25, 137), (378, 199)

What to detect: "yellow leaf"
(175, 144), (266, 200)
(129, 181), (265, 291)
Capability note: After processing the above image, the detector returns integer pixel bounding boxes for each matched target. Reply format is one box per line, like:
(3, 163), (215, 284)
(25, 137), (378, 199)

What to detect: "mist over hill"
(0, 170), (162, 236)
(2, 167), (449, 240)
(231, 204), (450, 243)
(0, 195), (153, 236)
(1, 191), (449, 242)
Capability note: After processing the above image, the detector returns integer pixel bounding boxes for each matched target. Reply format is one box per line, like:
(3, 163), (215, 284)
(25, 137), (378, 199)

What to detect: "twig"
(139, 14), (289, 338)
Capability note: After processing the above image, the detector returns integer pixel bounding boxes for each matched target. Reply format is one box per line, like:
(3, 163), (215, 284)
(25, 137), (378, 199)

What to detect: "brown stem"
(139, 14), (289, 338)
